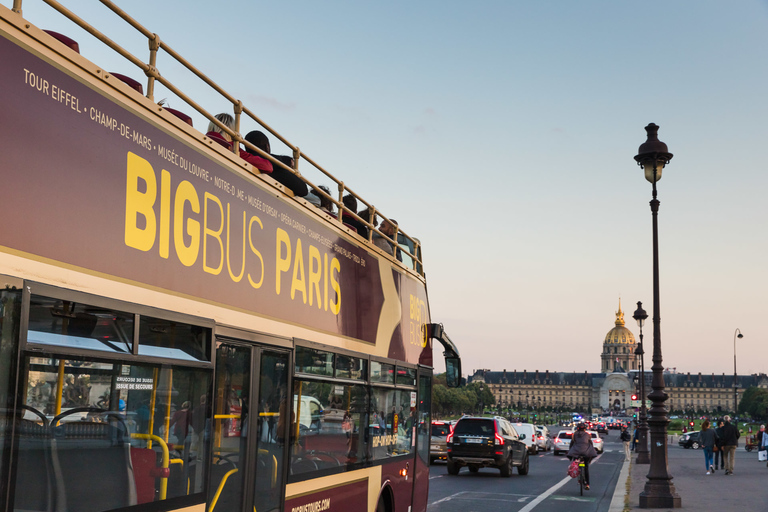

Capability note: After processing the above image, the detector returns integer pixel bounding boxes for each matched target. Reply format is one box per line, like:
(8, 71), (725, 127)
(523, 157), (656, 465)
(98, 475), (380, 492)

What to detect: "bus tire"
(376, 488), (392, 512)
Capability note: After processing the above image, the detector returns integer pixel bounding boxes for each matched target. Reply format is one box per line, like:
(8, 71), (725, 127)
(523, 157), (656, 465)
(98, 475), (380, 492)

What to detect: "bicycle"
(577, 457), (587, 495)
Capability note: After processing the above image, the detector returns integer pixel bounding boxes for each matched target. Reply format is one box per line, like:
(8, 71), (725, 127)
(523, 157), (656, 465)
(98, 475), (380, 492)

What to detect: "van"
(293, 395), (324, 432)
(513, 422), (538, 454)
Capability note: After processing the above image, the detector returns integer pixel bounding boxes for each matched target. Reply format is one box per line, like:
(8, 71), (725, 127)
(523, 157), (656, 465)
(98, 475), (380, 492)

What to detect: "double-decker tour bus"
(0, 2), (463, 512)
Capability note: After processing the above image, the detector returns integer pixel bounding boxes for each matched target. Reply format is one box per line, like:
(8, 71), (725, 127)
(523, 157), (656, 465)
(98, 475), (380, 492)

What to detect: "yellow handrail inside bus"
(130, 433), (170, 500)
(148, 368), (158, 449)
(208, 448), (276, 512)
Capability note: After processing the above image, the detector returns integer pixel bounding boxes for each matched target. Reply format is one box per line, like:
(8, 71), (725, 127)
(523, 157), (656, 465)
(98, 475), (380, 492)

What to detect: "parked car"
(535, 428), (553, 451)
(446, 416), (530, 477)
(430, 421), (450, 463)
(513, 422), (539, 454)
(678, 431), (701, 449)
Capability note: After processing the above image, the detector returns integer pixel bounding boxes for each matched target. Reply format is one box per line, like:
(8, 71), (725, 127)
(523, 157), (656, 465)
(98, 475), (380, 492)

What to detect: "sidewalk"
(618, 440), (766, 511)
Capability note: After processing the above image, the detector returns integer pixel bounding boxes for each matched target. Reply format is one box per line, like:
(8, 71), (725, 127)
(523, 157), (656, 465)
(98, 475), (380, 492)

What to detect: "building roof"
(604, 300), (636, 345)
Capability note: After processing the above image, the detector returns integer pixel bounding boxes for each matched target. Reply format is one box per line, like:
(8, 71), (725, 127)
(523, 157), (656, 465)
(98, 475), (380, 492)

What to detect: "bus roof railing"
(19, 0), (423, 275)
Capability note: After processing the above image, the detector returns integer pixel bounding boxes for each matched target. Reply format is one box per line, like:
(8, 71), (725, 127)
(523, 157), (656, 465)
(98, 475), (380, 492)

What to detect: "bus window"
(14, 352), (212, 511)
(370, 361), (394, 384)
(289, 380), (367, 477)
(294, 346), (333, 377)
(369, 388), (416, 460)
(138, 315), (211, 362)
(0, 288), (22, 506)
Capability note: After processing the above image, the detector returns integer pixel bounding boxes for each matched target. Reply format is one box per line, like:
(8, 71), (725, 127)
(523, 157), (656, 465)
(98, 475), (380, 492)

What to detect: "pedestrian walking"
(699, 420), (718, 475)
(620, 425), (631, 461)
(720, 415), (740, 475)
(757, 424), (768, 467)
(713, 419), (725, 471)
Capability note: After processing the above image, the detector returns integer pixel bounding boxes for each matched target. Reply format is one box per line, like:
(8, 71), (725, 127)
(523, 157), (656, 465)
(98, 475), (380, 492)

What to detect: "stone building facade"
(469, 301), (767, 415)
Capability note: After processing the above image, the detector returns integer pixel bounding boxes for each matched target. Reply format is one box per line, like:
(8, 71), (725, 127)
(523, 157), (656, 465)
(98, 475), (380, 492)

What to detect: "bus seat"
(206, 131), (233, 150)
(130, 446), (159, 504)
(42, 30), (80, 54)
(51, 421), (137, 512)
(164, 107), (193, 127)
(10, 418), (55, 512)
(110, 72), (144, 94)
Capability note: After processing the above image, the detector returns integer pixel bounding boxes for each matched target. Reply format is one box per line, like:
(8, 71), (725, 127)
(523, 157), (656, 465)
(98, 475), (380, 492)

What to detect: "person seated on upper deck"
(244, 130), (308, 197)
(341, 194), (368, 238)
(318, 185), (334, 215)
(373, 219), (402, 262)
(205, 113), (273, 173)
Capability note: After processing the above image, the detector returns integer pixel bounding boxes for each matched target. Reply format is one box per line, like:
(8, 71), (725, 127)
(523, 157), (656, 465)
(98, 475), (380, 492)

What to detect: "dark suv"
(446, 416), (530, 477)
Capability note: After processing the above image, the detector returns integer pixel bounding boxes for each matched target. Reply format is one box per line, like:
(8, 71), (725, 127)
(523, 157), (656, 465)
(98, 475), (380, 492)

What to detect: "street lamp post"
(733, 329), (743, 415)
(479, 383), (484, 416)
(634, 123), (681, 508)
(633, 301), (650, 464)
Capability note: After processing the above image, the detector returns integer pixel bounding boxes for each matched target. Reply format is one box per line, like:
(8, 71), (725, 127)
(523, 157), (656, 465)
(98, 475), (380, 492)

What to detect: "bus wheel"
(376, 491), (391, 512)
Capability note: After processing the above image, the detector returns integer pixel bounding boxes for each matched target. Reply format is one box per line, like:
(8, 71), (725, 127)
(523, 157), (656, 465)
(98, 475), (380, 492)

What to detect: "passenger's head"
(342, 194), (357, 213)
(702, 420), (710, 430)
(381, 218), (398, 237)
(576, 422), (587, 431)
(245, 130), (270, 154)
(318, 185), (333, 213)
(207, 113), (235, 140)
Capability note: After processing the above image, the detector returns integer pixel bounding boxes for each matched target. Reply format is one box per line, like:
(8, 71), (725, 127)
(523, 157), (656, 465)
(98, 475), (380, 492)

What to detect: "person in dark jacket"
(713, 420), (725, 471)
(720, 415), (740, 475)
(206, 113), (273, 173)
(567, 423), (598, 490)
(699, 420), (718, 474)
(244, 131), (308, 197)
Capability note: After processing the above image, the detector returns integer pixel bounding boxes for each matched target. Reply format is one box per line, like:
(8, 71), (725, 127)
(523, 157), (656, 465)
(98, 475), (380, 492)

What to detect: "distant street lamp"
(733, 329), (743, 415)
(633, 301), (650, 464)
(479, 383), (484, 416)
(634, 123), (681, 508)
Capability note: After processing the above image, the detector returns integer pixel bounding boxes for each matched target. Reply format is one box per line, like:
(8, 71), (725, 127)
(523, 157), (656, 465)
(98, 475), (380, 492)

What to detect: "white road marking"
(518, 452), (603, 512)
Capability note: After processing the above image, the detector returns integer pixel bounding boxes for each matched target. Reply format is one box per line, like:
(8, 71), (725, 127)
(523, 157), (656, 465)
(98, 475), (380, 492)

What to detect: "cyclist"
(567, 422), (597, 490)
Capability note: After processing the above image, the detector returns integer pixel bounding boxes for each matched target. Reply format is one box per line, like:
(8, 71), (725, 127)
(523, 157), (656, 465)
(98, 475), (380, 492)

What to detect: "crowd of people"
(205, 114), (404, 262)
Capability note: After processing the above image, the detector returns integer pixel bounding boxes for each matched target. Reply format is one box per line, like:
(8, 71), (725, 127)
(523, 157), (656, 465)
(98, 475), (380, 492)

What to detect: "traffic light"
(631, 394), (638, 401)
(689, 421), (694, 427)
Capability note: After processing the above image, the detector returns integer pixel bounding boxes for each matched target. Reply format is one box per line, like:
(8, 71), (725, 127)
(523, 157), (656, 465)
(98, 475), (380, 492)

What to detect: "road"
(427, 427), (626, 512)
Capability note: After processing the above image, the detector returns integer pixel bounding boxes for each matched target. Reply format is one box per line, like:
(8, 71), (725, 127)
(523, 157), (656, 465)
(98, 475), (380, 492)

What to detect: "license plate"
(465, 438), (483, 444)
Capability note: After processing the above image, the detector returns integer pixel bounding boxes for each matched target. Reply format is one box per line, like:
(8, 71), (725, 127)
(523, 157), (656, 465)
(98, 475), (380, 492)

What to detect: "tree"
(738, 387), (768, 420)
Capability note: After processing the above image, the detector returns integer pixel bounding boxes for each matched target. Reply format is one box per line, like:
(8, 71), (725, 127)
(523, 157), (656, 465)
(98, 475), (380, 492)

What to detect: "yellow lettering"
(125, 152), (156, 251)
(323, 253), (329, 312)
(291, 239), (307, 303)
(247, 216), (264, 289)
(275, 228), (291, 295)
(173, 180), (200, 266)
(226, 205), (246, 282)
(203, 192), (224, 275)
(159, 169), (171, 259)
(308, 245), (322, 308)
(330, 257), (341, 315)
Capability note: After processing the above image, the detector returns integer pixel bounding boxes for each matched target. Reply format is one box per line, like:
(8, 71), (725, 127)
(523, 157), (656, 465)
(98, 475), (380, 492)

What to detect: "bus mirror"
(445, 356), (461, 388)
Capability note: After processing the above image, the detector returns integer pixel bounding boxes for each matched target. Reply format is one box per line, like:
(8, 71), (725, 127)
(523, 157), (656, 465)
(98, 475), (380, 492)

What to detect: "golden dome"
(604, 300), (636, 345)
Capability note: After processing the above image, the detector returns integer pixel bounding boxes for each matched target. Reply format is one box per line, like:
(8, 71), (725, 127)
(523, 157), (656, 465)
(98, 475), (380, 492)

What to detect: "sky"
(11, 0), (768, 377)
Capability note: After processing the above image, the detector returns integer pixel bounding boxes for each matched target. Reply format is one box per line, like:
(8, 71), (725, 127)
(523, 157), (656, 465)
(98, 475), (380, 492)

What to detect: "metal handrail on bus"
(30, 0), (423, 274)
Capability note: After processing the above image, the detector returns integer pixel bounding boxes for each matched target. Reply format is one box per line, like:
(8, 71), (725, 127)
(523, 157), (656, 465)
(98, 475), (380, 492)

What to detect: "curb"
(608, 458), (631, 512)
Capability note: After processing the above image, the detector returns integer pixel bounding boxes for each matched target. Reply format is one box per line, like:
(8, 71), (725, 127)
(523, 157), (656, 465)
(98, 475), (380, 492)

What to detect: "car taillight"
(446, 424), (455, 443)
(494, 424), (504, 445)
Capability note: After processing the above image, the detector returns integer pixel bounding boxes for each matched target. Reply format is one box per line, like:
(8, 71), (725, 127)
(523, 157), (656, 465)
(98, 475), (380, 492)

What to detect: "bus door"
(209, 341), (290, 512)
(411, 368), (432, 512)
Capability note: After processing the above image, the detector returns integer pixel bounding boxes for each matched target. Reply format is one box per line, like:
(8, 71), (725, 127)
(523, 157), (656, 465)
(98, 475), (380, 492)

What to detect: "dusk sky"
(16, 0), (768, 377)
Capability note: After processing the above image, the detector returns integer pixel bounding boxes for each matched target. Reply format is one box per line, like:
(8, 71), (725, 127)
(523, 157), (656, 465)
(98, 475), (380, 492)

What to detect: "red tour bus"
(0, 2), (462, 512)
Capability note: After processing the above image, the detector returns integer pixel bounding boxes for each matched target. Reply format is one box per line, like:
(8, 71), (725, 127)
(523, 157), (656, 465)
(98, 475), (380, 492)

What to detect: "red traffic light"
(631, 394), (638, 401)
(689, 421), (694, 426)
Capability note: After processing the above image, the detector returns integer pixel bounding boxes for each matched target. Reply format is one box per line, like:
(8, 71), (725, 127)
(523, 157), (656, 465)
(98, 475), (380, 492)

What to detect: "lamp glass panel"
(643, 161), (663, 183)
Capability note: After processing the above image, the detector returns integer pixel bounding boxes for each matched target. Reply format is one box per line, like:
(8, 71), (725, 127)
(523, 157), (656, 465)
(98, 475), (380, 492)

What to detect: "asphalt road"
(427, 427), (626, 512)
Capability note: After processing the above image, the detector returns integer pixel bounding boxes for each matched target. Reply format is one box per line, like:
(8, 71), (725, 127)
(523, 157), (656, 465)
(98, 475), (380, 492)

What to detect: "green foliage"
(738, 387), (768, 420)
(431, 375), (494, 417)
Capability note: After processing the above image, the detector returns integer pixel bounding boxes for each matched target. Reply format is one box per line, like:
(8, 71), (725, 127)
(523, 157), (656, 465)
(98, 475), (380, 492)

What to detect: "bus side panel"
(285, 478), (367, 512)
(380, 458), (414, 512)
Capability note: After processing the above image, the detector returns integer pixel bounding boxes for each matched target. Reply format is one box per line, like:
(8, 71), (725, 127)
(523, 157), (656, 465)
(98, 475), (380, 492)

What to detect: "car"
(430, 421), (450, 463)
(595, 422), (608, 434)
(535, 428), (553, 451)
(553, 430), (573, 456)
(589, 430), (604, 453)
(678, 431), (701, 449)
(446, 416), (530, 477)
(513, 422), (539, 454)
(553, 429), (603, 455)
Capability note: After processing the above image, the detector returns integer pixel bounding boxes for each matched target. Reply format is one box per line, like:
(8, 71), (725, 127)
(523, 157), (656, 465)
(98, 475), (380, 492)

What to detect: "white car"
(553, 429), (603, 455)
(513, 422), (538, 454)
(535, 428), (553, 451)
